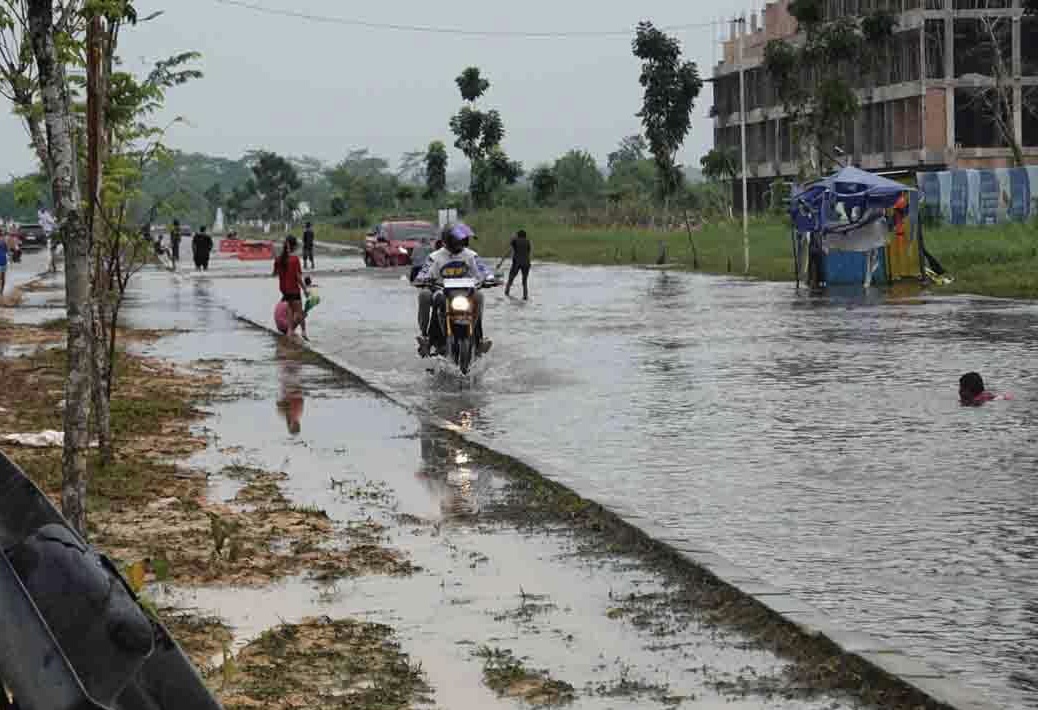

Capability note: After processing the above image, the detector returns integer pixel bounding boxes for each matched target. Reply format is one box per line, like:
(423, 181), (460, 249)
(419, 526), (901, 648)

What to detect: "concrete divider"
(233, 311), (1000, 710)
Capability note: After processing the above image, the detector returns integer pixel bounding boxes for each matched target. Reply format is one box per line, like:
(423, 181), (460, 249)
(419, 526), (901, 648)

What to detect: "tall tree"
(553, 149), (604, 207)
(763, 0), (896, 176)
(424, 140), (447, 200)
(28, 0), (90, 534)
(632, 21), (703, 211)
(529, 165), (558, 206)
(204, 181), (223, 214)
(607, 135), (647, 171)
(448, 67), (521, 208)
(249, 150), (301, 221)
(0, 0), (83, 175)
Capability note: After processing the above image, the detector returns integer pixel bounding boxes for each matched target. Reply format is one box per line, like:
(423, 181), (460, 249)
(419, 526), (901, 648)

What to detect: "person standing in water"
(273, 235), (309, 339)
(169, 219), (182, 267)
(499, 229), (532, 300)
(192, 225), (213, 271)
(302, 222), (316, 270)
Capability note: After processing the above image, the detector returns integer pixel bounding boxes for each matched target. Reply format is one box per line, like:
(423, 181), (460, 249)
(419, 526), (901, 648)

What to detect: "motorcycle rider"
(414, 222), (494, 358)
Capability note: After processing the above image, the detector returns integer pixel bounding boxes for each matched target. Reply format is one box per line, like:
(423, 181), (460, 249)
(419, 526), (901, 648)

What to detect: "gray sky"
(1, 0), (741, 178)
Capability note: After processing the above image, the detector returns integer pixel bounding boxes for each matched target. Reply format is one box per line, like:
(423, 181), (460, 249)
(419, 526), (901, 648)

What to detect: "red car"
(364, 220), (437, 267)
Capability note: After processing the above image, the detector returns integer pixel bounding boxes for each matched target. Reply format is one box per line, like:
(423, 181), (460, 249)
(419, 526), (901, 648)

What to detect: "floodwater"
(120, 271), (870, 710)
(152, 252), (1036, 708)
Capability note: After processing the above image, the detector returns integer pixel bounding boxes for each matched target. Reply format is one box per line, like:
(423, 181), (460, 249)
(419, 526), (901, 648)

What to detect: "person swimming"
(959, 372), (1006, 405)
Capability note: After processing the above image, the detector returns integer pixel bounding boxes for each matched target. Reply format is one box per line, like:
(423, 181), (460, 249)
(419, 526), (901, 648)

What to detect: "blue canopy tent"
(789, 166), (922, 287)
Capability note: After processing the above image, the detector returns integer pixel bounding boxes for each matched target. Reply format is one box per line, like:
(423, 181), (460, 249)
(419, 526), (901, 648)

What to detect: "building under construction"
(712, 0), (1038, 209)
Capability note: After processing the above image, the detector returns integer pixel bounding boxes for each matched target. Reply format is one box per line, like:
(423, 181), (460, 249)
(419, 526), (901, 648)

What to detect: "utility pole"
(738, 15), (750, 274)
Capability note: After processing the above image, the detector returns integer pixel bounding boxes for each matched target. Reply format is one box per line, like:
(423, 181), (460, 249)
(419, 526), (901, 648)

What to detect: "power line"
(212, 0), (716, 38)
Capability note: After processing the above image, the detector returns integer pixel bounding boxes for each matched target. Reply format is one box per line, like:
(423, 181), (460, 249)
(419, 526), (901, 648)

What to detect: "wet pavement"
(162, 249), (1038, 709)
(109, 268), (877, 710)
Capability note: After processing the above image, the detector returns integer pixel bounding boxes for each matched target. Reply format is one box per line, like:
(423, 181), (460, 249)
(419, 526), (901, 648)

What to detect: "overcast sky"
(0, 0), (745, 178)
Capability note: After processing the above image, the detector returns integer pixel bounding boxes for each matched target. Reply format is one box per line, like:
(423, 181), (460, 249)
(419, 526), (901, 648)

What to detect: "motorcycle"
(418, 276), (499, 375)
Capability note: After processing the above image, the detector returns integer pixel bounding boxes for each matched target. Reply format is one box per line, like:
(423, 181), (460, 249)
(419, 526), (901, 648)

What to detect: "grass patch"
(220, 618), (432, 710)
(475, 646), (575, 707)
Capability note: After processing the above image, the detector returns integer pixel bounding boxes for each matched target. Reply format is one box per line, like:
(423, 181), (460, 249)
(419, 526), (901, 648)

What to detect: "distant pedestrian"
(169, 219), (182, 266)
(302, 221), (315, 270)
(500, 229), (532, 300)
(38, 204), (59, 273)
(192, 225), (213, 271)
(0, 230), (8, 297)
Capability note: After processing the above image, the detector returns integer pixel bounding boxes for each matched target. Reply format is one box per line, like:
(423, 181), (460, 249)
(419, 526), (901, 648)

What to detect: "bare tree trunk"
(86, 13), (112, 466)
(91, 298), (112, 465)
(29, 0), (92, 537)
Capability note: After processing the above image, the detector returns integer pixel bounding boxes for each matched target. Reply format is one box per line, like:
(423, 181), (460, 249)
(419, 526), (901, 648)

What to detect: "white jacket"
(415, 247), (493, 285)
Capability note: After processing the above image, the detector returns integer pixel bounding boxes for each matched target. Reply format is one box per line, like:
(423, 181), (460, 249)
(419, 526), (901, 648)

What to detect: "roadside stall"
(790, 166), (923, 288)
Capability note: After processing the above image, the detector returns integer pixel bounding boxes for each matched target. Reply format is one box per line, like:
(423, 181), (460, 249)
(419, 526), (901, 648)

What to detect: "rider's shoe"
(416, 335), (430, 358)
(478, 339), (493, 355)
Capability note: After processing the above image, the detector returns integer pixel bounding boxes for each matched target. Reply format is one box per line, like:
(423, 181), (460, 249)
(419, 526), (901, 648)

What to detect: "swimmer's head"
(960, 372), (985, 403)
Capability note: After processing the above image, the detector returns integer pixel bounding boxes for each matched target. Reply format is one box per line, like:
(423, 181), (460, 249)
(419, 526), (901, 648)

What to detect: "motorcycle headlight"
(450, 295), (472, 312)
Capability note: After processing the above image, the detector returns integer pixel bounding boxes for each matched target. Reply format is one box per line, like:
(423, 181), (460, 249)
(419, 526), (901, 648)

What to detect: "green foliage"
(632, 22), (703, 204)
(248, 151), (302, 220)
(700, 148), (737, 183)
(763, 10), (896, 178)
(449, 66), (520, 209)
(455, 66), (490, 102)
(607, 135), (647, 170)
(424, 141), (448, 200)
(553, 150), (604, 208)
(788, 0), (823, 30)
(530, 165), (558, 207)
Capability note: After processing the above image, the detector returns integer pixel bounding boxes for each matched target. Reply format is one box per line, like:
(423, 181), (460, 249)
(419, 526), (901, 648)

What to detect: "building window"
(955, 88), (1009, 148)
(924, 19), (945, 80)
(954, 17), (1012, 79)
(1023, 87), (1038, 148)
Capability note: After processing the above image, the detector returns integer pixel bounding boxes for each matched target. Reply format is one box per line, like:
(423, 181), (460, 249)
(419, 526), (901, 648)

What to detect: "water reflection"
(276, 341), (304, 435)
(416, 424), (488, 518)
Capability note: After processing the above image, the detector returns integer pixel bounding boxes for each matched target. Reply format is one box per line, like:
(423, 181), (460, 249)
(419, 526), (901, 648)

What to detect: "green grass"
(262, 210), (1038, 299)
(923, 222), (1038, 299)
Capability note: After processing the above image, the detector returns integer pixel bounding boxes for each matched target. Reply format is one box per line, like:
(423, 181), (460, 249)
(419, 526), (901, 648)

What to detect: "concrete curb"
(232, 312), (999, 710)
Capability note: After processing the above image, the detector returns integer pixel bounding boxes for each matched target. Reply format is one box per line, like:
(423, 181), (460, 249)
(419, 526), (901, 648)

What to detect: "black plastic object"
(0, 452), (223, 710)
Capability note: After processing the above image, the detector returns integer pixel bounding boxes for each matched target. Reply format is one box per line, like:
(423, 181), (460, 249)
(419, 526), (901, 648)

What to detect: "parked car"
(364, 220), (437, 267)
(13, 223), (47, 251)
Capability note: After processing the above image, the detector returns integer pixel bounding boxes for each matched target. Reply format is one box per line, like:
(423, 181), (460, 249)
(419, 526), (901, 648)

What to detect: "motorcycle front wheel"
(454, 335), (473, 375)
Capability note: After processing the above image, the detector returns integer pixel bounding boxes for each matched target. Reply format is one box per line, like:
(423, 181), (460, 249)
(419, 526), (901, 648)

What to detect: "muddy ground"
(1, 274), (952, 710)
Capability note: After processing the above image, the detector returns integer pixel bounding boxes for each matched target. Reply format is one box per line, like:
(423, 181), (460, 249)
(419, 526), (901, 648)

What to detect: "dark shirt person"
(169, 219), (182, 264)
(302, 222), (315, 270)
(501, 229), (532, 300)
(192, 226), (214, 271)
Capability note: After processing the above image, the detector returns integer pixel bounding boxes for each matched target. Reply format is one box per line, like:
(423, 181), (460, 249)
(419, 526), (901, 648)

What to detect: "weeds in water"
(475, 646), (575, 707)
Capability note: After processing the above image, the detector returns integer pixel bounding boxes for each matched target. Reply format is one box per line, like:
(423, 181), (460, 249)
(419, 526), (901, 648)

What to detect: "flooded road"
(161, 253), (1036, 708)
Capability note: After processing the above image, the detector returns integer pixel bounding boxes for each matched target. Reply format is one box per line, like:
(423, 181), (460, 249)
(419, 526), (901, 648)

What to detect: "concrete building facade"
(712, 0), (1038, 209)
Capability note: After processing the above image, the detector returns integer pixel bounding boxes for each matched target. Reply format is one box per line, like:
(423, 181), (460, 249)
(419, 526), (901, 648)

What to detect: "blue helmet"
(442, 222), (474, 254)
